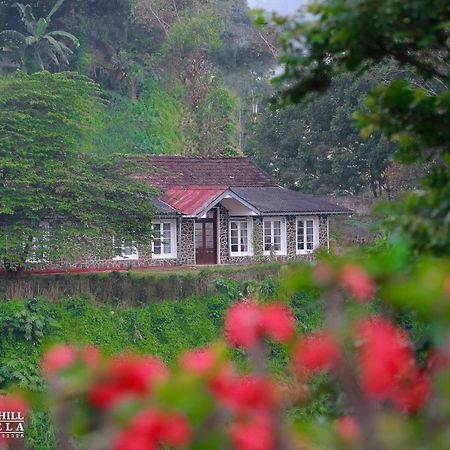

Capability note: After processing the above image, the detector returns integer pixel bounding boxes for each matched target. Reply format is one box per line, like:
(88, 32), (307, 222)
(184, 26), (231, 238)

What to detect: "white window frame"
(263, 217), (287, 256)
(152, 220), (177, 259)
(229, 218), (253, 256)
(112, 237), (139, 261)
(27, 220), (50, 263)
(296, 216), (319, 254)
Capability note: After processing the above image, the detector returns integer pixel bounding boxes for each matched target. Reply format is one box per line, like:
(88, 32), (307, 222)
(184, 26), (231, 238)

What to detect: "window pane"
(123, 242), (134, 256)
(153, 242), (161, 254)
(306, 221), (314, 250)
(297, 220), (304, 250)
(231, 244), (239, 252)
(163, 242), (171, 253)
(273, 235), (281, 251)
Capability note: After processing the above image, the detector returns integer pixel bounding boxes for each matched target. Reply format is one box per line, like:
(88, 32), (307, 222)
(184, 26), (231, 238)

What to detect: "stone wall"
(1, 213), (331, 274)
(319, 215), (328, 249)
(217, 213), (326, 265)
(179, 219), (195, 265)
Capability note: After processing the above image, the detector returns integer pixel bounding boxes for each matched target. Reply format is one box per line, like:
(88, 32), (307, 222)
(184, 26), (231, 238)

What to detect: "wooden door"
(195, 210), (217, 265)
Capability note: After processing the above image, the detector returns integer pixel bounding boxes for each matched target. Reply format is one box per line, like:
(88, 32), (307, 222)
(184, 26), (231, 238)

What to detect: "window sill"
(263, 252), (287, 256)
(230, 252), (253, 257)
(112, 256), (139, 261)
(152, 254), (177, 260)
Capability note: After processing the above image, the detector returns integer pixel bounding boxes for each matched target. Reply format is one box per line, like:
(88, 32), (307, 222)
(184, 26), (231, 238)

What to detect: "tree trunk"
(130, 76), (137, 102)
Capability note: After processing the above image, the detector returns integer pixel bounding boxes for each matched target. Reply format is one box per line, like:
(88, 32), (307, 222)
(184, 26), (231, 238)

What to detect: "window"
(297, 217), (318, 253)
(27, 220), (50, 263)
(152, 220), (177, 259)
(229, 219), (252, 256)
(263, 218), (286, 255)
(113, 237), (139, 260)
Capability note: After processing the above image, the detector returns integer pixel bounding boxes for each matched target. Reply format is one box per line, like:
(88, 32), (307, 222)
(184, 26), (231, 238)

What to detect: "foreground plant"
(2, 244), (449, 449)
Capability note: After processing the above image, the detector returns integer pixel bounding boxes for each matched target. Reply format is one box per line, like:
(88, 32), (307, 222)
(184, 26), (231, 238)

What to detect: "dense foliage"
(0, 71), (157, 273)
(1, 0), (277, 157)
(0, 279), (324, 449)
(247, 66), (398, 197)
(274, 0), (450, 254)
(2, 244), (449, 450)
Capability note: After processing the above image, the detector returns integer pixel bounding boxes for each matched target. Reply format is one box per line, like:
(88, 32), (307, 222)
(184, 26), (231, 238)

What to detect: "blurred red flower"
(357, 316), (413, 397)
(230, 412), (275, 450)
(229, 375), (275, 412)
(260, 303), (295, 343)
(225, 301), (262, 348)
(88, 355), (167, 409)
(179, 347), (217, 375)
(340, 264), (375, 301)
(335, 416), (359, 440)
(293, 331), (340, 374)
(356, 316), (430, 412)
(41, 344), (76, 377)
(390, 368), (431, 413)
(114, 410), (190, 450)
(225, 301), (295, 348)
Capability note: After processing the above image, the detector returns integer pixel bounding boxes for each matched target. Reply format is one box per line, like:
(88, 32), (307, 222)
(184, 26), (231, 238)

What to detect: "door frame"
(194, 208), (218, 265)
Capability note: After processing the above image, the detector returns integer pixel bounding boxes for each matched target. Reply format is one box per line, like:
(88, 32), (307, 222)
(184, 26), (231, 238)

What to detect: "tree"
(247, 68), (397, 197)
(273, 0), (450, 255)
(97, 81), (186, 156)
(0, 71), (157, 273)
(0, 0), (79, 73)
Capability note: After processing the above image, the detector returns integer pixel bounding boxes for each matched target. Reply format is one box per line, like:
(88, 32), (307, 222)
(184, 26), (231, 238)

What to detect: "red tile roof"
(134, 156), (276, 189)
(161, 186), (226, 216)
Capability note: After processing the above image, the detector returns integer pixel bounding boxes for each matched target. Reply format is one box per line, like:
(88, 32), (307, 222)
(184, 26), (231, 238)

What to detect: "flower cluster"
(356, 316), (431, 412)
(30, 283), (440, 450)
(224, 301), (295, 347)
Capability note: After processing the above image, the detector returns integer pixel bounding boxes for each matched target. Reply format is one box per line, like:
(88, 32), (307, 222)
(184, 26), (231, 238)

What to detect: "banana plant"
(0, 0), (79, 72)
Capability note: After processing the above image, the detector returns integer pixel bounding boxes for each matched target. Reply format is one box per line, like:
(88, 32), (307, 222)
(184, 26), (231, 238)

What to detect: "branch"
(256, 29), (279, 58)
(146, 1), (171, 36)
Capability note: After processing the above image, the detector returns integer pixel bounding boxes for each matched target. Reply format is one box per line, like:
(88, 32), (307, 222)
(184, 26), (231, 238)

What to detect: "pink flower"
(230, 413), (275, 450)
(219, 374), (275, 413)
(340, 264), (375, 301)
(41, 344), (76, 377)
(293, 331), (340, 374)
(224, 301), (296, 348)
(88, 355), (167, 409)
(356, 316), (413, 398)
(225, 301), (262, 348)
(115, 410), (190, 450)
(180, 347), (217, 375)
(260, 304), (295, 343)
(335, 416), (359, 440)
(80, 345), (101, 367)
(390, 368), (431, 413)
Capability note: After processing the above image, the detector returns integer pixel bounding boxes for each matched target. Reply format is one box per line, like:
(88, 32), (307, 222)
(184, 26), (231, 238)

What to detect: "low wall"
(0, 264), (282, 305)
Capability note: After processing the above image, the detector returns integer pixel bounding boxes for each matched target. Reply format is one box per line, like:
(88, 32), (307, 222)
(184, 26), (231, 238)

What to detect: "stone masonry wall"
(319, 215), (328, 249)
(179, 219), (195, 265)
(1, 214), (331, 273)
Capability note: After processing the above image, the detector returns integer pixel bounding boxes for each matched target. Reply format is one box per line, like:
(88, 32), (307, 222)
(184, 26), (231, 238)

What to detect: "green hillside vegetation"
(0, 281), (325, 449)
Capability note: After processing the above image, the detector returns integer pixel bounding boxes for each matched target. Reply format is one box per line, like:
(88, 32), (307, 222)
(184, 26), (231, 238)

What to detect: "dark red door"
(195, 210), (217, 265)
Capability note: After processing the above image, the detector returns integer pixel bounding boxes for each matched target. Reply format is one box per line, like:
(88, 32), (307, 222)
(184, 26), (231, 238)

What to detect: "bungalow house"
(104, 156), (350, 269)
(16, 156), (351, 272)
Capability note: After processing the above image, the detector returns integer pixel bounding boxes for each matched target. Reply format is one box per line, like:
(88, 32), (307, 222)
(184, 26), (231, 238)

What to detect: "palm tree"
(0, 0), (79, 73)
